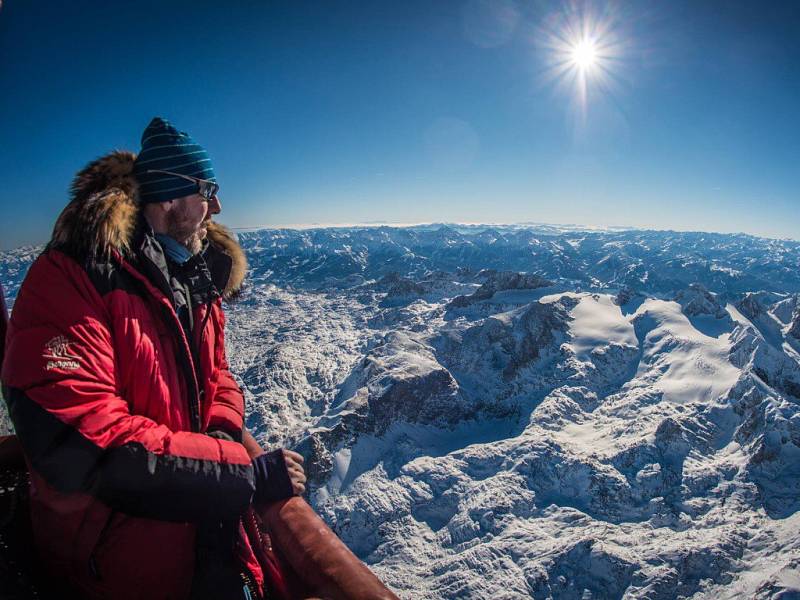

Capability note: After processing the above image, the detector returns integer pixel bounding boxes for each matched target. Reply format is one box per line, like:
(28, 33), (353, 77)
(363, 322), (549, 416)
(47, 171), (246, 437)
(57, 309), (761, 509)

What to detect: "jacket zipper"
(165, 289), (218, 433)
(159, 300), (202, 432)
(240, 569), (260, 599)
(118, 253), (209, 432)
(192, 297), (217, 426)
(197, 298), (214, 351)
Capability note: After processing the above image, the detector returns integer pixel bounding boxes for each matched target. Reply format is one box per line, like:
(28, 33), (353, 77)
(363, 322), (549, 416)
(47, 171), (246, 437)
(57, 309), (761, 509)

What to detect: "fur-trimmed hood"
(50, 151), (247, 300)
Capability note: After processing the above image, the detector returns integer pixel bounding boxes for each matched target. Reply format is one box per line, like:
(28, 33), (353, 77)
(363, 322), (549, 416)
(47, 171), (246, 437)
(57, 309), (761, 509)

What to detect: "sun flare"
(536, 5), (628, 119)
(571, 39), (596, 70)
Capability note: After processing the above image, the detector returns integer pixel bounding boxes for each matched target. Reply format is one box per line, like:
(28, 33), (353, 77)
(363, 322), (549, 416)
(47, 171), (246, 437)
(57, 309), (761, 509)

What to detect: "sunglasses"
(146, 169), (219, 201)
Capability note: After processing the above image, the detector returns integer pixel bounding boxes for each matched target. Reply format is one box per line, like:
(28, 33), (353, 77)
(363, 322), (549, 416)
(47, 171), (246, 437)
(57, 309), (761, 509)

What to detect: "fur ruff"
(50, 151), (247, 300)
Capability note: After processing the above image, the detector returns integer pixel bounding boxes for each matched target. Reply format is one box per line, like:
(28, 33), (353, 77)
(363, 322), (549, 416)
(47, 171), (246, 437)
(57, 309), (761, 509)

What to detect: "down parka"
(1, 151), (264, 599)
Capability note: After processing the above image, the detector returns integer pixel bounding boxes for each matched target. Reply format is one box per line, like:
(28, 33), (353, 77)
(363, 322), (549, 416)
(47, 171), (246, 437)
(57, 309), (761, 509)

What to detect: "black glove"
(252, 449), (294, 504)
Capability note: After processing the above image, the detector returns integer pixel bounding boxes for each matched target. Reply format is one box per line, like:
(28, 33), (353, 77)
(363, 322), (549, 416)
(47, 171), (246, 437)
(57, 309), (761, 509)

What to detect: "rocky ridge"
(2, 224), (800, 598)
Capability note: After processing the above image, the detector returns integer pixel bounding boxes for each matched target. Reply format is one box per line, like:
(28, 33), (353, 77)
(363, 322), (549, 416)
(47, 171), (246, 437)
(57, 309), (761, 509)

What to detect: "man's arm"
(2, 251), (255, 522)
(207, 301), (307, 498)
(207, 342), (246, 442)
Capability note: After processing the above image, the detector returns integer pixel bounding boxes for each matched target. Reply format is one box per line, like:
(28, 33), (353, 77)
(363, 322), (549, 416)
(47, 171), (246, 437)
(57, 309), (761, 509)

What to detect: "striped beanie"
(132, 117), (216, 204)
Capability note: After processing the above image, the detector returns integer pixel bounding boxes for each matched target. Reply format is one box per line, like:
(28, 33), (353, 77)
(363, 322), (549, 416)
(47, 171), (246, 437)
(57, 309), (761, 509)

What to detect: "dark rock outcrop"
(448, 271), (553, 309)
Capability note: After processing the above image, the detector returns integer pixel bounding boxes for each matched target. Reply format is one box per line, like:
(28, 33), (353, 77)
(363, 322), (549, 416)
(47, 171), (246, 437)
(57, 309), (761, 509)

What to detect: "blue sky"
(1, 1), (798, 250)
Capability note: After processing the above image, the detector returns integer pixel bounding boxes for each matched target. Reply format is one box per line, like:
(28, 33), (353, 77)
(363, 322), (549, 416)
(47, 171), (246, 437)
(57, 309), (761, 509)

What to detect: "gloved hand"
(252, 449), (307, 503)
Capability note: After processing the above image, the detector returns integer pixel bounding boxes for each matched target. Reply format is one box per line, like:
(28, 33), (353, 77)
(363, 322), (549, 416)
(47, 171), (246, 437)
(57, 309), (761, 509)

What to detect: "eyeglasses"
(146, 169), (219, 201)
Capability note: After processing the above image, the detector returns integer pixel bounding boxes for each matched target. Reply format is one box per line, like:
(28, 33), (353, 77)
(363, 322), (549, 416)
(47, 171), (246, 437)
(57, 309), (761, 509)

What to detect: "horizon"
(3, 219), (800, 254)
(1, 1), (799, 250)
(231, 220), (800, 241)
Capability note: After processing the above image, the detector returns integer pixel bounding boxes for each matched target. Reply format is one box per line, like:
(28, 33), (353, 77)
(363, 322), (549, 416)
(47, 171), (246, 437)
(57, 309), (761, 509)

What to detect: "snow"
(328, 447), (352, 495)
(631, 298), (740, 406)
(563, 293), (637, 361)
(2, 224), (800, 598)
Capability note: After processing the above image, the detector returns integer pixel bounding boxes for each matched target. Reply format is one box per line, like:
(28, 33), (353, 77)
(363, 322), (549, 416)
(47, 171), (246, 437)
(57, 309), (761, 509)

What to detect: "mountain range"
(2, 224), (799, 598)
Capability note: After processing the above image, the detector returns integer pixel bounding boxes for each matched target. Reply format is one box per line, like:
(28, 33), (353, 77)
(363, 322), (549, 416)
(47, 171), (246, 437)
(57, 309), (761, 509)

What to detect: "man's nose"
(208, 195), (221, 215)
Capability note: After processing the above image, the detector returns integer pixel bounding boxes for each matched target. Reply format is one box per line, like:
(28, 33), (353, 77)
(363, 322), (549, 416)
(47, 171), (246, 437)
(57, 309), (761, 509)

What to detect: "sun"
(571, 39), (597, 70)
(536, 6), (628, 119)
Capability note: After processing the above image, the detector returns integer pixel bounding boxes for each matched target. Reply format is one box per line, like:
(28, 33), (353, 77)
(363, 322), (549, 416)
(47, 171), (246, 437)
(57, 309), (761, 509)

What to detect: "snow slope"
(2, 224), (799, 598)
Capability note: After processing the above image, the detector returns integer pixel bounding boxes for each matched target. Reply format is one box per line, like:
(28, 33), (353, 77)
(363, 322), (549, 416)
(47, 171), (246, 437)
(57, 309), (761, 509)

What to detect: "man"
(1, 117), (305, 599)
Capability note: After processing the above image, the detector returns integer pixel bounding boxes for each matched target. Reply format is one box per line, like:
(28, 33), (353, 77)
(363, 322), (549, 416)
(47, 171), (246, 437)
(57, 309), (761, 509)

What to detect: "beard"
(166, 207), (208, 256)
(183, 231), (205, 256)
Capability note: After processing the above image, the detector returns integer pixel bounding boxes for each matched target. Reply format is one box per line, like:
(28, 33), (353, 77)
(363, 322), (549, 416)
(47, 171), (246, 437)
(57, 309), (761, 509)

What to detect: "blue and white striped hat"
(132, 117), (216, 204)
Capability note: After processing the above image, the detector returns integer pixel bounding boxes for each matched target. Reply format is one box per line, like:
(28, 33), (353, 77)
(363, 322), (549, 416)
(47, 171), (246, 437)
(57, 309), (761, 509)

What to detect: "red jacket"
(1, 151), (263, 599)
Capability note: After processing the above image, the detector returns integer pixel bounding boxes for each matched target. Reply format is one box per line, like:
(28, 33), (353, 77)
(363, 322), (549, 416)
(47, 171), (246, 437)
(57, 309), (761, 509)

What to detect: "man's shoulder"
(22, 248), (146, 305)
(22, 248), (79, 285)
(10, 250), (100, 326)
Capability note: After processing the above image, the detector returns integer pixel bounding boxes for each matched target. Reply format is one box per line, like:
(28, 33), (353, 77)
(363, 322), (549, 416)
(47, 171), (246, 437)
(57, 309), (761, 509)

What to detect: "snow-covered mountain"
(237, 225), (800, 297)
(3, 224), (800, 598)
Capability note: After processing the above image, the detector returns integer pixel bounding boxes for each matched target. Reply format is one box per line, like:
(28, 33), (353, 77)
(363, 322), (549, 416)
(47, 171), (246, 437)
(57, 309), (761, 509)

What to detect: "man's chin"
(187, 232), (204, 255)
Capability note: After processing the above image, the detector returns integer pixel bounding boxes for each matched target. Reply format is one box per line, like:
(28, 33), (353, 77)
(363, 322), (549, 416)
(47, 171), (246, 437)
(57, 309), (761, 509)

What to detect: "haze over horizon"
(224, 220), (800, 243)
(1, 0), (798, 250)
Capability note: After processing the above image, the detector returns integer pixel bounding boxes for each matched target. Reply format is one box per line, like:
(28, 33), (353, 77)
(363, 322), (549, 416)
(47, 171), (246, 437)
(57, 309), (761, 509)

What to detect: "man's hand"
(245, 430), (307, 498)
(283, 449), (306, 496)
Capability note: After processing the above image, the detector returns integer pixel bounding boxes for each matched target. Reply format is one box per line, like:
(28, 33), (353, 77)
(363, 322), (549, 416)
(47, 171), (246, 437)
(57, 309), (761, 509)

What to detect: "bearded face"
(143, 189), (221, 255)
(166, 197), (210, 255)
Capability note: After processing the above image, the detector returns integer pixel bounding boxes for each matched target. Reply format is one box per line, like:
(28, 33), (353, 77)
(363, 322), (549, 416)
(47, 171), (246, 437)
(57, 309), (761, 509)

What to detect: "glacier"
(2, 224), (800, 598)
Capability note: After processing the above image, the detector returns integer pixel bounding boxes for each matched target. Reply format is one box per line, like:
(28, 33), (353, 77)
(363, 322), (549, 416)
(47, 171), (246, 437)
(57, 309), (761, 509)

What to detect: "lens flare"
(536, 4), (628, 121)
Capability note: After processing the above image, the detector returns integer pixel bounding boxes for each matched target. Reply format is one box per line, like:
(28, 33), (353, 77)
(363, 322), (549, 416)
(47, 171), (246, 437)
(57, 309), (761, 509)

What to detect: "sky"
(0, 0), (798, 250)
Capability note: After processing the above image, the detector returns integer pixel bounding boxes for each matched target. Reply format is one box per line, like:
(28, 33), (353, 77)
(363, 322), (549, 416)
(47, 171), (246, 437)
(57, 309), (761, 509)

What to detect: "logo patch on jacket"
(43, 335), (81, 371)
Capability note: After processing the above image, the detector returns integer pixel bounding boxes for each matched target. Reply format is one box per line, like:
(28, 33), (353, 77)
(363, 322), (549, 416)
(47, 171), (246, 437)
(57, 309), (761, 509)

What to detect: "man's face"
(166, 193), (222, 254)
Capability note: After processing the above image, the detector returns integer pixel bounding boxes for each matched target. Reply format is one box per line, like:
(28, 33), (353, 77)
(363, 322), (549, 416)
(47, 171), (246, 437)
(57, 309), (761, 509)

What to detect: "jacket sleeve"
(205, 302), (247, 440)
(1, 252), (255, 523)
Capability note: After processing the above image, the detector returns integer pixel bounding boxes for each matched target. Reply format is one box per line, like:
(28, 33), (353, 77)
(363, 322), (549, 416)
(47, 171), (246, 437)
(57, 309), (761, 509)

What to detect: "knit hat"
(132, 117), (216, 204)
